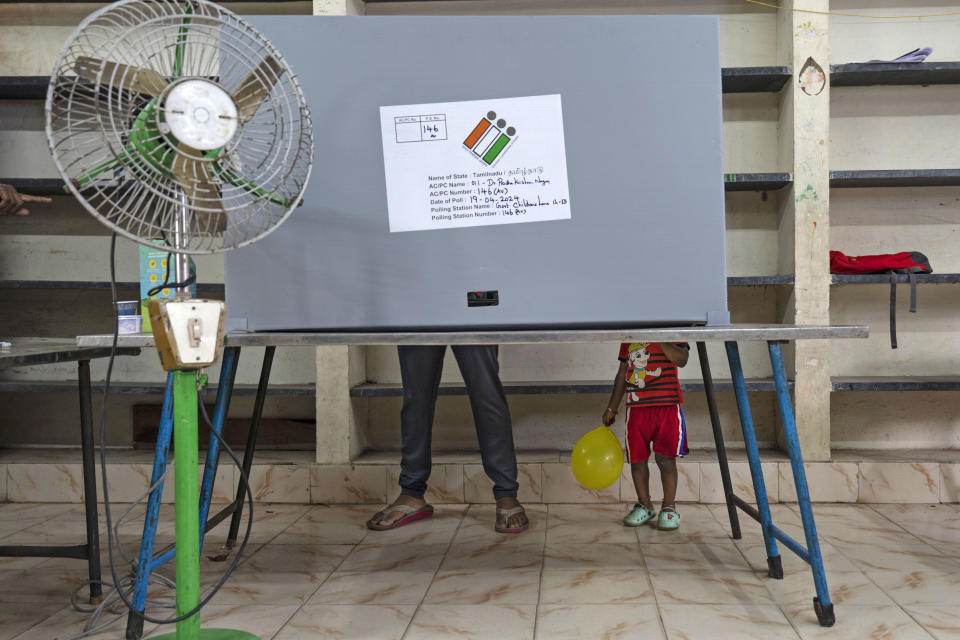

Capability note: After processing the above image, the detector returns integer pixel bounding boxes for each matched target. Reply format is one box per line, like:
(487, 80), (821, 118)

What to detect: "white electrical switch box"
(148, 299), (225, 371)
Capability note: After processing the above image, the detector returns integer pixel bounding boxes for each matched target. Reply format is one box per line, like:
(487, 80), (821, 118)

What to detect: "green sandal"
(623, 503), (657, 527)
(657, 506), (680, 531)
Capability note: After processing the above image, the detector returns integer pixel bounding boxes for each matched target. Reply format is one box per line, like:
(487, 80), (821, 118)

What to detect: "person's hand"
(0, 184), (52, 216)
(602, 407), (617, 426)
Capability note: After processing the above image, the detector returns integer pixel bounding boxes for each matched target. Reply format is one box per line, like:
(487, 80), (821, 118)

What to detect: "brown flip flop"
(495, 506), (529, 534)
(366, 503), (434, 531)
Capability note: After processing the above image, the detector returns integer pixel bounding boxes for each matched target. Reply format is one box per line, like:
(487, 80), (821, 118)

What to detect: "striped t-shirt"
(618, 342), (688, 407)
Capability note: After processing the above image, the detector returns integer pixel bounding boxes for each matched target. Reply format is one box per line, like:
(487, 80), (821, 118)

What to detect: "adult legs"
(370, 345), (446, 528)
(452, 345), (525, 530)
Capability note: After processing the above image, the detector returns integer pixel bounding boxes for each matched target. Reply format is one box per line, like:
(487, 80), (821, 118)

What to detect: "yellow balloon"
(571, 426), (624, 490)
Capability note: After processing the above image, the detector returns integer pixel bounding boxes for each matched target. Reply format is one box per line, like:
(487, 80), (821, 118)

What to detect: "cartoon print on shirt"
(626, 343), (662, 389)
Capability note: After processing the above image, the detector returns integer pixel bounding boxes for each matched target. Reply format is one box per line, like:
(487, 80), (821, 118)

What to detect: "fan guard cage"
(46, 0), (313, 254)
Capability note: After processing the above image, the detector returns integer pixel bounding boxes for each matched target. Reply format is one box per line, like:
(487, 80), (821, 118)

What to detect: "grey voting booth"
(225, 16), (729, 331)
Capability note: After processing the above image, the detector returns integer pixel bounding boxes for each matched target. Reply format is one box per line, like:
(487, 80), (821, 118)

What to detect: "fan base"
(151, 629), (259, 640)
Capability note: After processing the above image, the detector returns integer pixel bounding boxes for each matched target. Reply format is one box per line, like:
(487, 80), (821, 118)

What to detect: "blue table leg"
(150, 348), (241, 570)
(198, 346), (240, 549)
(724, 341), (782, 579)
(768, 341), (835, 627)
(125, 374), (174, 640)
(122, 352), (243, 640)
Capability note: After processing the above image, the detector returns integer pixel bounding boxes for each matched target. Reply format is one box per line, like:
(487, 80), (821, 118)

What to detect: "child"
(602, 342), (690, 530)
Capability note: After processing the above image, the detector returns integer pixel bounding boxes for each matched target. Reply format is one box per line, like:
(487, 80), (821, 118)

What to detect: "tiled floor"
(2, 501), (960, 639)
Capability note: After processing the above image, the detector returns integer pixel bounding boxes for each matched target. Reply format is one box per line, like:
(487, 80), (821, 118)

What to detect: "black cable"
(99, 233), (254, 628)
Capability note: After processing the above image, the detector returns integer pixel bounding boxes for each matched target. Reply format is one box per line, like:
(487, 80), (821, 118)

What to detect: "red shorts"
(625, 404), (689, 463)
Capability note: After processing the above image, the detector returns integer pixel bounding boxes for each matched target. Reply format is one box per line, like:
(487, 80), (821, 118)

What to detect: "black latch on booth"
(467, 290), (499, 307)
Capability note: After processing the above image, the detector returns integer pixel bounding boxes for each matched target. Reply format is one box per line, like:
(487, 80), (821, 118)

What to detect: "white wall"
(829, 3), (960, 64)
(826, 3), (960, 449)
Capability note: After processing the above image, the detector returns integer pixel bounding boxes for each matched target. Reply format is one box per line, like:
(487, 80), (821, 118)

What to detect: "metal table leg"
(768, 341), (834, 627)
(725, 341), (783, 579)
(77, 359), (103, 605)
(226, 345), (275, 547)
(125, 351), (243, 639)
(0, 360), (123, 608)
(126, 374), (175, 640)
(697, 342), (741, 539)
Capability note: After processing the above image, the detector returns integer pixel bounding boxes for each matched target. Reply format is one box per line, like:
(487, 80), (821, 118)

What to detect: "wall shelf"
(0, 277), (797, 291)
(8, 377), (953, 397)
(350, 378), (783, 398)
(724, 172), (792, 191)
(0, 76), (47, 100)
(9, 64), (957, 100)
(831, 273), (960, 284)
(0, 280), (226, 295)
(1, 66), (793, 101)
(721, 67), (791, 93)
(728, 275), (794, 286)
(0, 380), (315, 396)
(830, 169), (960, 188)
(4, 174), (794, 196)
(355, 377), (960, 396)
(832, 377), (960, 392)
(831, 62), (960, 87)
(0, 179), (67, 197)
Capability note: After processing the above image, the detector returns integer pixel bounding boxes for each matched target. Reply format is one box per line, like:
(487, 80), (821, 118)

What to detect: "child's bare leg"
(655, 454), (678, 508)
(631, 462), (654, 510)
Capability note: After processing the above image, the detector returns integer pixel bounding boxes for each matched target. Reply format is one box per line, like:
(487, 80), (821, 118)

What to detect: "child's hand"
(602, 407), (617, 426)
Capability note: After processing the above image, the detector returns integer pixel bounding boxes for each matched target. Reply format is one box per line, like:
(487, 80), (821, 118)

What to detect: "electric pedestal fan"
(45, 1), (313, 638)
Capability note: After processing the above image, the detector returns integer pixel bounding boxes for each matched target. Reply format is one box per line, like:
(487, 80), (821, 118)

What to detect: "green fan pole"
(153, 369), (258, 640)
(174, 369), (201, 640)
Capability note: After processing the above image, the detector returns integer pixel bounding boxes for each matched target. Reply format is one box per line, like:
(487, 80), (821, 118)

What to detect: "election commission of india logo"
(463, 110), (517, 166)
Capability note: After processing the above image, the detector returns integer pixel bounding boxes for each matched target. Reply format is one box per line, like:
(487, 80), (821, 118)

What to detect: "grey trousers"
(397, 345), (519, 501)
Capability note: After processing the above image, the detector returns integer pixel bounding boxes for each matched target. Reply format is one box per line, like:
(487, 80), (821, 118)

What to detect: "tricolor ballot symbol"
(463, 111), (517, 165)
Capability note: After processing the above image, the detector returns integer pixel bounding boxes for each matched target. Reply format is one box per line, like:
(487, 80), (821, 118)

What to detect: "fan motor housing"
(164, 79), (239, 151)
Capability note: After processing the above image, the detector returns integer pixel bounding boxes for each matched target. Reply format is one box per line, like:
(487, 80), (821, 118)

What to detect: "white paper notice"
(380, 94), (571, 233)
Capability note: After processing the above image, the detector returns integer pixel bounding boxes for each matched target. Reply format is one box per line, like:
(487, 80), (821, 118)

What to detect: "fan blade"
(219, 168), (294, 208)
(233, 56), (284, 122)
(170, 144), (228, 233)
(75, 55), (169, 97)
